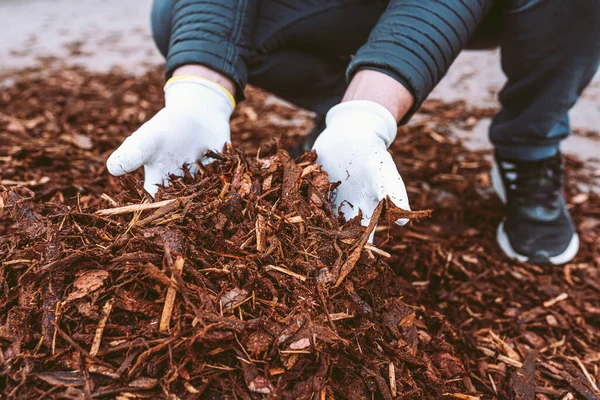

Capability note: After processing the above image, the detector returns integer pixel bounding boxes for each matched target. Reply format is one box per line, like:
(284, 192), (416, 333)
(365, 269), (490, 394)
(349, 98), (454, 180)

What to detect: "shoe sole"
(491, 162), (579, 265)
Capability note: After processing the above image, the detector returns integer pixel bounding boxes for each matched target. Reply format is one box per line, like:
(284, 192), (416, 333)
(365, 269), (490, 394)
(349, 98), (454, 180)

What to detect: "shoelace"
(500, 154), (563, 209)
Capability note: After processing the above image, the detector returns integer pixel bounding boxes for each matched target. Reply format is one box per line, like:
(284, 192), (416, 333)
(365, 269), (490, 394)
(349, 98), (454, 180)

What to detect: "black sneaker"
(289, 115), (326, 159)
(491, 152), (579, 265)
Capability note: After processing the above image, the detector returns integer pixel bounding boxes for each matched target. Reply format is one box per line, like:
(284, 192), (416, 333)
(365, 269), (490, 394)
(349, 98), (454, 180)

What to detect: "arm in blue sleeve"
(347, 0), (492, 124)
(166, 0), (258, 102)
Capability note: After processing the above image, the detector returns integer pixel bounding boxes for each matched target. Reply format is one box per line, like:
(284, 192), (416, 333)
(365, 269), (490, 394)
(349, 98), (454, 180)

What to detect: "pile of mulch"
(1, 67), (599, 399)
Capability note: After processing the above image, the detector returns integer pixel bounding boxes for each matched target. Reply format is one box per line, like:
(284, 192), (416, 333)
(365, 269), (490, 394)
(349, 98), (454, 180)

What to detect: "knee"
(581, 0), (600, 35)
(509, 0), (600, 20)
(569, 0), (600, 59)
(508, 0), (600, 56)
(568, 0), (600, 28)
(150, 0), (172, 58)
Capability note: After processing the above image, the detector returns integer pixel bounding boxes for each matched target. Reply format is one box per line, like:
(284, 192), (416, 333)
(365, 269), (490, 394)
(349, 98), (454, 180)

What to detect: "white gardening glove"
(312, 100), (411, 232)
(106, 76), (235, 196)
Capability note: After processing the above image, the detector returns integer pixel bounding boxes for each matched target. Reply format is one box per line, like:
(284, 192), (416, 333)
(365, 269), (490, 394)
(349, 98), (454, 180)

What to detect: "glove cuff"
(325, 100), (398, 148)
(164, 76), (235, 117)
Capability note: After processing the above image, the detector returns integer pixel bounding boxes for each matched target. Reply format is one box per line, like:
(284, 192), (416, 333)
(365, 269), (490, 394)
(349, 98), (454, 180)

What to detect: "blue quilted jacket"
(165, 0), (490, 119)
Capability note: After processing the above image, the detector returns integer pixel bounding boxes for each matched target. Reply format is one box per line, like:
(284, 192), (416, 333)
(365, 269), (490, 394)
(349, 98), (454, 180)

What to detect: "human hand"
(106, 76), (235, 196)
(312, 100), (411, 233)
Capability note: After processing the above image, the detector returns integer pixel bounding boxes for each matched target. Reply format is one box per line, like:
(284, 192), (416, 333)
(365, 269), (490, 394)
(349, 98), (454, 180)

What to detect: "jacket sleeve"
(166, 0), (258, 102)
(347, 0), (492, 124)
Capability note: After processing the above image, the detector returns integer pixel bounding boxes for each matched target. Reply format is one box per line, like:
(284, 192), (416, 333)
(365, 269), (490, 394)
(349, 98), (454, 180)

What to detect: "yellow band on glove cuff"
(166, 75), (236, 108)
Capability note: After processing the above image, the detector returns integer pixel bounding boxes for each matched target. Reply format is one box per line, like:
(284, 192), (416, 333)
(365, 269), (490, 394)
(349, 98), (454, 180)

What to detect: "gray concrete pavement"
(0, 0), (162, 73)
(1, 0), (598, 188)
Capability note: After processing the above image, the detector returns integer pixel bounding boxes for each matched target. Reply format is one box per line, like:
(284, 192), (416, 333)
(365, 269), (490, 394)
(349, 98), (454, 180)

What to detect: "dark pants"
(151, 0), (600, 161)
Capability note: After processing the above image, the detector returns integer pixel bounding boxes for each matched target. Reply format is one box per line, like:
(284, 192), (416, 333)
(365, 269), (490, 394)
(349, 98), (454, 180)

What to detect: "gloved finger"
(356, 199), (379, 244)
(374, 156), (411, 226)
(337, 196), (379, 243)
(145, 161), (193, 197)
(368, 226), (377, 244)
(106, 115), (165, 176)
(200, 140), (229, 166)
(107, 134), (149, 176)
(361, 199), (381, 244)
(186, 162), (199, 176)
(388, 183), (411, 227)
(200, 155), (218, 166)
(334, 192), (361, 221)
(143, 165), (165, 197)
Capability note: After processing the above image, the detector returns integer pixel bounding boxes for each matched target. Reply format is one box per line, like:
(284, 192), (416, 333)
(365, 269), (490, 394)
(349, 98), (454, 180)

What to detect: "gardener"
(106, 0), (600, 265)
